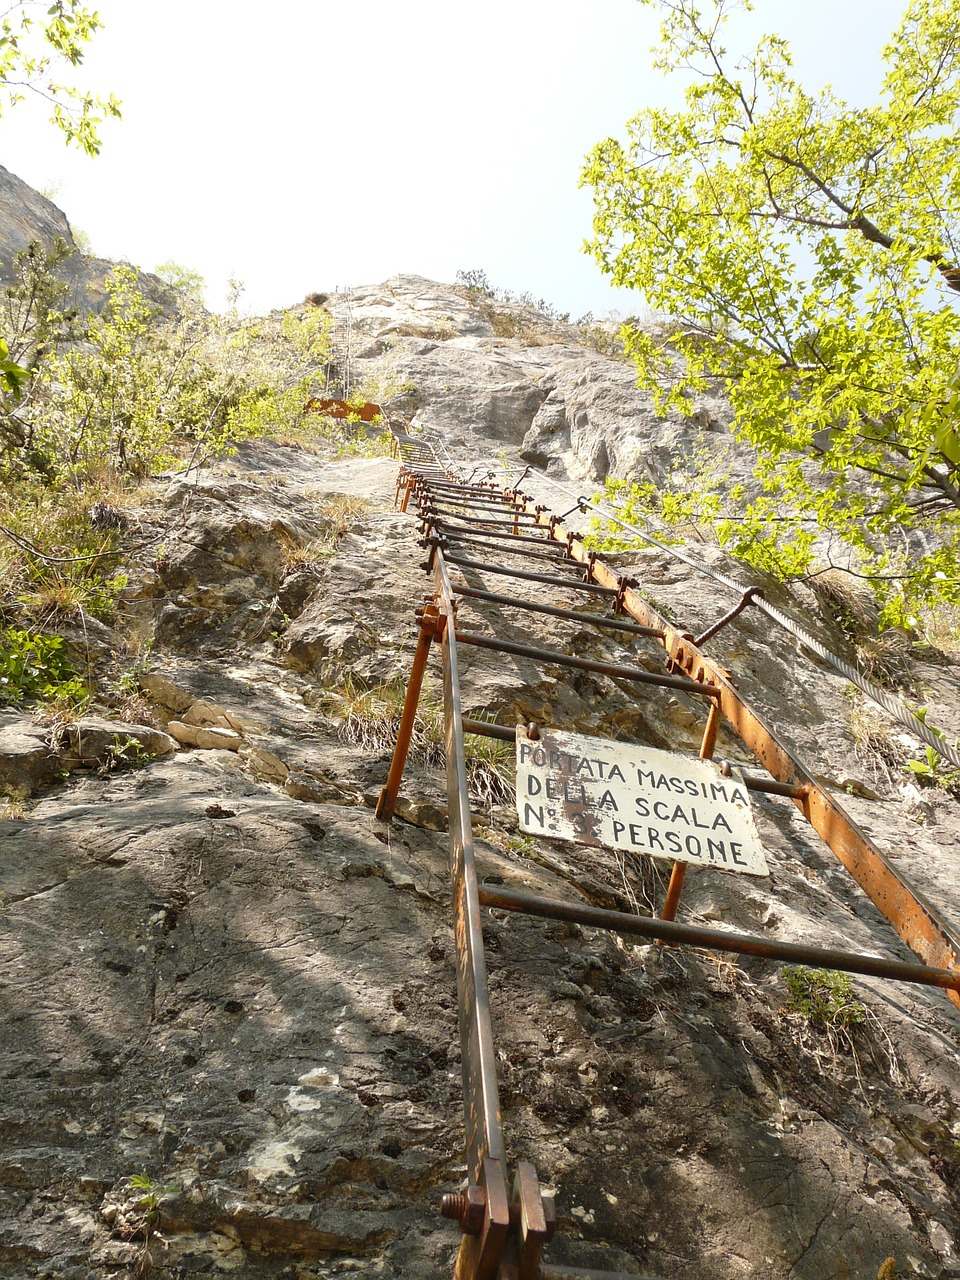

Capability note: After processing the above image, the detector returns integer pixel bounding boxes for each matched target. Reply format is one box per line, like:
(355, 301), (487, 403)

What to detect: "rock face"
(1, 434), (960, 1280)
(325, 274), (737, 490)
(0, 163), (177, 312)
(0, 205), (959, 1277)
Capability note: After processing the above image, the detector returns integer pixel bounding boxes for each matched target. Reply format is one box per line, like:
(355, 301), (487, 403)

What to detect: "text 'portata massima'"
(516, 728), (769, 877)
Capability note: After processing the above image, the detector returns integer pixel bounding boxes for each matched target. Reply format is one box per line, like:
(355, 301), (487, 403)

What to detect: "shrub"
(0, 627), (86, 707)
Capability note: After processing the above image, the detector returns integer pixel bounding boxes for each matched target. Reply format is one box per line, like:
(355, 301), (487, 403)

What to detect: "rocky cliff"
(2, 187), (960, 1280)
(0, 164), (176, 312)
(326, 274), (737, 489)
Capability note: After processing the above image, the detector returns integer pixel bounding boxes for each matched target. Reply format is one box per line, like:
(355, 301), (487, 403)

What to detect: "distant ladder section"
(324, 286), (355, 399)
(379, 427), (960, 1280)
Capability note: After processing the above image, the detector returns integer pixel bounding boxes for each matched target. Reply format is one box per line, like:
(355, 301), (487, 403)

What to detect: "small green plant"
(102, 734), (154, 775)
(336, 428), (394, 459)
(126, 1172), (179, 1276)
(903, 708), (960, 795)
(576, 319), (627, 358)
(482, 829), (535, 857)
(782, 966), (904, 1094)
(0, 627), (86, 707)
(782, 967), (866, 1034)
(455, 269), (570, 321)
(153, 260), (205, 301)
(455, 268), (496, 297)
(129, 1171), (178, 1217)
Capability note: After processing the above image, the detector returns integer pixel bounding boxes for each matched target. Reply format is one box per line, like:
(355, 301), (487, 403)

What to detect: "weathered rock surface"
(0, 714), (58, 797)
(2, 437), (960, 1280)
(0, 163), (177, 313)
(58, 716), (179, 769)
(0, 174), (958, 1279)
(325, 275), (738, 489)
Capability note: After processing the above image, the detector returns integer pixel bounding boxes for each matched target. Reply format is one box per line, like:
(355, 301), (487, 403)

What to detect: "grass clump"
(321, 678), (515, 806)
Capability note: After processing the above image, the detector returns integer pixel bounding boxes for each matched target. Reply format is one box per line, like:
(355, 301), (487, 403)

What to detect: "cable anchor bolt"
(694, 586), (764, 649)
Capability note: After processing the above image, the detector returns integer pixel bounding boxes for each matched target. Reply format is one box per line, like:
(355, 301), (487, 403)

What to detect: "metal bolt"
(439, 1185), (485, 1235)
(440, 1192), (465, 1221)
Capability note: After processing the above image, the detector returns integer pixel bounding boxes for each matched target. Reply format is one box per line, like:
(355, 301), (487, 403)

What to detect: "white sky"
(0, 0), (906, 317)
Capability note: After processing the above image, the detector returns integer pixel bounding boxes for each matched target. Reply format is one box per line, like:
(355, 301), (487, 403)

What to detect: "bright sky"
(0, 0), (906, 317)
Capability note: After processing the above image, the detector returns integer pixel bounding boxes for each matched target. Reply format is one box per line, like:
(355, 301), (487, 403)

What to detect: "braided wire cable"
(516, 468), (960, 772)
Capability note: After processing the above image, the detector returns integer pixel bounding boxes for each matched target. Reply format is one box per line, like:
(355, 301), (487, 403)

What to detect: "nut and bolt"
(440, 1185), (486, 1235)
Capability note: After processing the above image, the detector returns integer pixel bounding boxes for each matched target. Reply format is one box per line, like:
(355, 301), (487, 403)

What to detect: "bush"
(0, 627), (86, 707)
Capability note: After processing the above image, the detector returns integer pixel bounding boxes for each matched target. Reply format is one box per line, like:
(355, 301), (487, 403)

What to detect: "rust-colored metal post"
(376, 597), (442, 821)
(660, 862), (687, 925)
(662, 698), (723, 923)
(514, 1162), (554, 1280)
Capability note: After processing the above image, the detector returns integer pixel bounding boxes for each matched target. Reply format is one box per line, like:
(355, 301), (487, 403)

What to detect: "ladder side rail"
(507, 493), (960, 995)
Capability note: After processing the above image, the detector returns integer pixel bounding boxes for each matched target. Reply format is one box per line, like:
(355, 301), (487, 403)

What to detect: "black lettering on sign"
(707, 839), (727, 863)
(684, 835), (703, 858)
(573, 811), (603, 839)
(523, 803), (545, 828)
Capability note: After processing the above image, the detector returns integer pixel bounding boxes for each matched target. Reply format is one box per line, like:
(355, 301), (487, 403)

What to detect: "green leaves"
(0, 627), (85, 707)
(0, 339), (30, 400)
(582, 0), (960, 628)
(0, 1), (120, 155)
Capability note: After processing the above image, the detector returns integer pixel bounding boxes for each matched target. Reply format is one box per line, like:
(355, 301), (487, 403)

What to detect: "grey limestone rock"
(0, 163), (178, 313)
(57, 716), (178, 769)
(0, 714), (58, 796)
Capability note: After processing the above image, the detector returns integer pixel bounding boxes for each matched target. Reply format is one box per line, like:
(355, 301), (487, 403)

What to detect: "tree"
(0, 3), (119, 430)
(0, 1), (120, 156)
(153, 261), (206, 303)
(582, 0), (960, 628)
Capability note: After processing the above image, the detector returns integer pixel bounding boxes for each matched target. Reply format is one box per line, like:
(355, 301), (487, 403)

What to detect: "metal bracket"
(442, 1160), (555, 1280)
(693, 586), (764, 649)
(613, 574), (636, 615)
(558, 496), (589, 520)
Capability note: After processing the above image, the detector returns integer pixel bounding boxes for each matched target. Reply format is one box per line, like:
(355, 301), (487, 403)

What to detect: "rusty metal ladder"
(377, 432), (960, 1280)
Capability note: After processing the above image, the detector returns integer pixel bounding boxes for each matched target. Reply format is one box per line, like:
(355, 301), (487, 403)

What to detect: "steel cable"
(511, 466), (960, 772)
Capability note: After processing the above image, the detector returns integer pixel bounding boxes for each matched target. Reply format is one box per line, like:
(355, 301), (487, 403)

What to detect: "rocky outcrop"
(3, 434), (960, 1279)
(0, 163), (178, 312)
(0, 714), (58, 796)
(325, 275), (738, 490)
(0, 188), (958, 1275)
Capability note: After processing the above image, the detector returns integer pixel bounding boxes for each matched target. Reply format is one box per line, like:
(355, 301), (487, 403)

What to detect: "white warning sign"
(516, 728), (768, 877)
